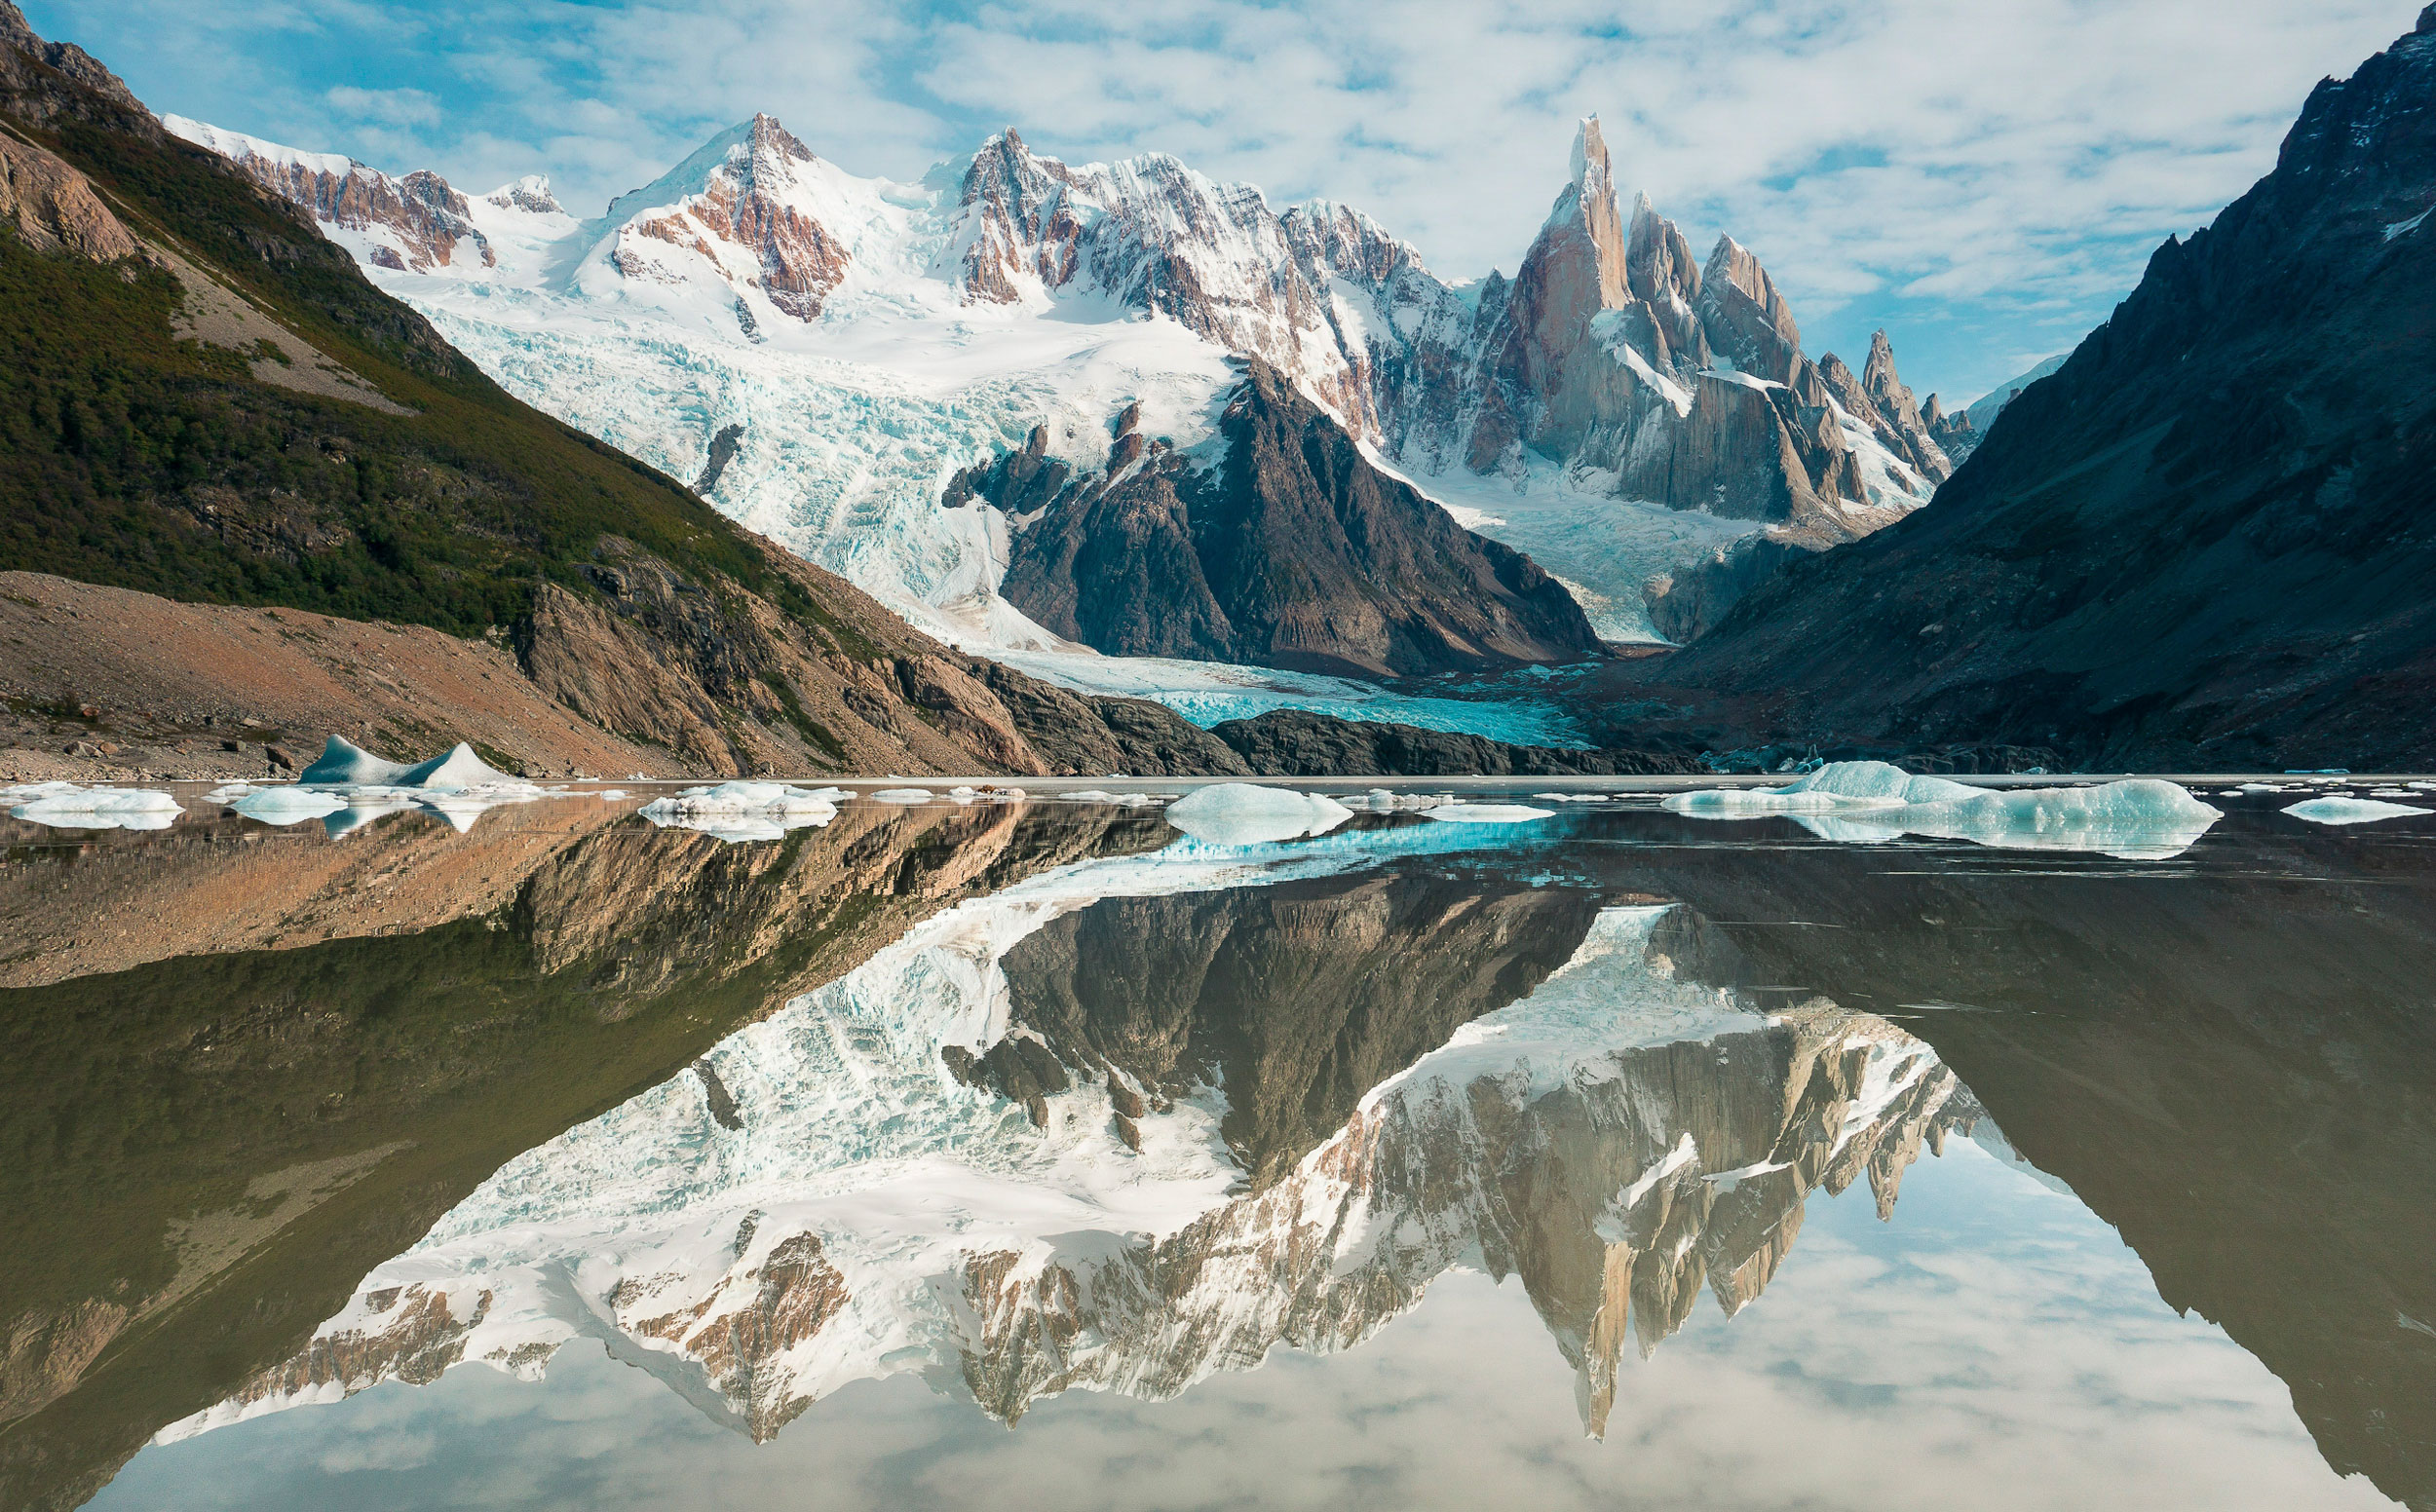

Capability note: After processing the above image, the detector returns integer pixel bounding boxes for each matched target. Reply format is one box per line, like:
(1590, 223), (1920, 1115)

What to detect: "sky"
(23, 0), (2423, 403)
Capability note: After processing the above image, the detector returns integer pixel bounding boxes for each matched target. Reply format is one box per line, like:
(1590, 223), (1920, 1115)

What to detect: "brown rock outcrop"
(0, 129), (137, 260)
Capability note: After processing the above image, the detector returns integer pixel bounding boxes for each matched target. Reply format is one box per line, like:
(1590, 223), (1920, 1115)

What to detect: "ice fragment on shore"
(1164, 783), (1352, 845)
(2283, 797), (2432, 826)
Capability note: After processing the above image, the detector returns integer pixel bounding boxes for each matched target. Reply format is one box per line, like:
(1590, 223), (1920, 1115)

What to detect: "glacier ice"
(4, 783), (181, 831)
(1163, 784), (1353, 846)
(230, 788), (348, 825)
(2283, 796), (2433, 826)
(1663, 761), (2223, 859)
(640, 781), (842, 844)
(298, 736), (410, 785)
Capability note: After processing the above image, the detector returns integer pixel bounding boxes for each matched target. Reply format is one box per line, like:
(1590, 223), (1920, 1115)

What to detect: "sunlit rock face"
(164, 116), (494, 274)
(155, 875), (1983, 1450)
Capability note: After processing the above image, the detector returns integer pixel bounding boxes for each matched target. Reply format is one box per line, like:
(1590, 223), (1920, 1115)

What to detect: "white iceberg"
(5, 783), (183, 831)
(1423, 803), (1556, 824)
(2283, 797), (2432, 826)
(640, 781), (842, 845)
(1164, 783), (1353, 846)
(297, 735), (411, 785)
(230, 787), (348, 825)
(1663, 761), (2223, 859)
(297, 736), (518, 790)
(869, 787), (935, 804)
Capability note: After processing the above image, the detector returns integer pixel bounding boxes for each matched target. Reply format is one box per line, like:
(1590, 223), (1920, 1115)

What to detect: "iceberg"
(4, 783), (182, 832)
(297, 736), (518, 790)
(868, 788), (935, 804)
(2283, 796), (2432, 826)
(640, 781), (842, 844)
(230, 788), (348, 825)
(1663, 761), (2223, 859)
(1423, 803), (1556, 824)
(1164, 783), (1353, 846)
(297, 735), (411, 785)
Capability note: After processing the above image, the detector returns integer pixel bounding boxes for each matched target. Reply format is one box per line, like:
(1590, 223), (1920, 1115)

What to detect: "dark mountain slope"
(977, 359), (1606, 678)
(1636, 9), (2436, 771)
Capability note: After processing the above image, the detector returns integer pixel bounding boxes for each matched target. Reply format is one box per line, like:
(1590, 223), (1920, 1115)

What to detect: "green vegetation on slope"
(0, 51), (811, 640)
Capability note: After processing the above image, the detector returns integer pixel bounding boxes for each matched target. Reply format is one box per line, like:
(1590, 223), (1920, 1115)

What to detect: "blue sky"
(25, 0), (2421, 404)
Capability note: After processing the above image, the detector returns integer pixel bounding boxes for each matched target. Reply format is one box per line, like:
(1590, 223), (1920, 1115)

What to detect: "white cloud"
(19, 0), (2424, 397)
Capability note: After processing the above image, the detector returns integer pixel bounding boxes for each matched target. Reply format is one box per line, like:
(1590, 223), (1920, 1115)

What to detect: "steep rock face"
(1643, 8), (2436, 771)
(610, 113), (850, 320)
(163, 116), (493, 274)
(0, 131), (138, 260)
(1465, 119), (1938, 541)
(988, 359), (1606, 676)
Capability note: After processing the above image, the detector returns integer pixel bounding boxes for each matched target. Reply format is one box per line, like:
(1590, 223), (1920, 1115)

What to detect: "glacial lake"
(2, 777), (2430, 1511)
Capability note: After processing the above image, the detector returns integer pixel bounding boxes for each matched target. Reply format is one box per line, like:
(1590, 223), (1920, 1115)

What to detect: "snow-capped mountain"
(169, 110), (1954, 662)
(154, 850), (1991, 1449)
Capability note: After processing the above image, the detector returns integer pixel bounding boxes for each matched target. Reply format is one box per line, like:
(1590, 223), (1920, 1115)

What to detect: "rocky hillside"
(974, 359), (1605, 676)
(1637, 8), (2436, 772)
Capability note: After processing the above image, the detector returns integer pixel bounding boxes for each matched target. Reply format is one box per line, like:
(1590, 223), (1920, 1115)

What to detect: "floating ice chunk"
(869, 788), (934, 804)
(1532, 792), (1605, 803)
(2283, 797), (2432, 826)
(594, 790), (629, 801)
(6, 784), (182, 831)
(1663, 761), (2222, 859)
(1164, 783), (1352, 845)
(1059, 789), (1163, 807)
(398, 743), (516, 791)
(297, 736), (517, 790)
(639, 781), (840, 844)
(2369, 788), (2417, 799)
(231, 787), (348, 825)
(1424, 803), (1556, 824)
(298, 736), (411, 785)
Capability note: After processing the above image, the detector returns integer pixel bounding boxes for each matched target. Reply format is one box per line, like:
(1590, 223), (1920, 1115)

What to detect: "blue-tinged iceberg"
(1664, 761), (2223, 859)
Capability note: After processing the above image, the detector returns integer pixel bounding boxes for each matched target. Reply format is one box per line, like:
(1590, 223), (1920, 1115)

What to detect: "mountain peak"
(1570, 115), (1612, 190)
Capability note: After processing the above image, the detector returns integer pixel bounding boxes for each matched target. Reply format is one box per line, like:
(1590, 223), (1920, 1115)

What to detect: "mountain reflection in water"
(1, 790), (2429, 1512)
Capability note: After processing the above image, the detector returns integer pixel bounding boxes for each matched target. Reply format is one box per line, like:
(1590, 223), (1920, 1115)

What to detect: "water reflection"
(1, 793), (2429, 1511)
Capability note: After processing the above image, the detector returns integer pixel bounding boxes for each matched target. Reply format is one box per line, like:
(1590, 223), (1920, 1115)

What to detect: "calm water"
(2, 781), (2430, 1511)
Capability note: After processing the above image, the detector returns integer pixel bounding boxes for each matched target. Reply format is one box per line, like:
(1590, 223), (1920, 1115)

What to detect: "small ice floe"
(639, 780), (841, 844)
(1424, 803), (1557, 824)
(1531, 792), (1606, 803)
(1663, 760), (2223, 859)
(230, 787), (347, 826)
(2370, 788), (2417, 799)
(201, 781), (260, 805)
(2283, 796), (2432, 826)
(3, 781), (182, 831)
(1346, 789), (1441, 812)
(869, 788), (934, 804)
(594, 789), (628, 801)
(1058, 789), (1164, 807)
(1164, 783), (1351, 845)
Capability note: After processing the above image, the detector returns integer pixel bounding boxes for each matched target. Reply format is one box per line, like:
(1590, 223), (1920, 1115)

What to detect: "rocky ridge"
(972, 359), (1606, 675)
(169, 101), (1960, 656)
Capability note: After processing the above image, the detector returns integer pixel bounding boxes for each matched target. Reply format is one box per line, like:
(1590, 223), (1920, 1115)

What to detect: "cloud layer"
(23, 0), (2422, 398)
